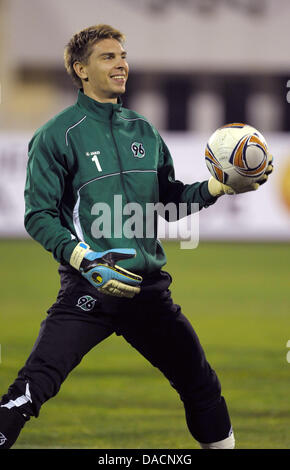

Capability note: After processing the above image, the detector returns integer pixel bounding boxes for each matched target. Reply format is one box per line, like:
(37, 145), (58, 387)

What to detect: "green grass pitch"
(0, 239), (289, 449)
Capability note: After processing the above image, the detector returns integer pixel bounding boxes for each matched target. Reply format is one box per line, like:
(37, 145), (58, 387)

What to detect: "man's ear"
(73, 61), (89, 82)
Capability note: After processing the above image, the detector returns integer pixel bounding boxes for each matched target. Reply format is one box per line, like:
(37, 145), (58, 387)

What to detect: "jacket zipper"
(109, 118), (149, 274)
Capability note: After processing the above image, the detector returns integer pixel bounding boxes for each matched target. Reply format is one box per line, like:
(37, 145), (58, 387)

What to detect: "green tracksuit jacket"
(24, 90), (217, 275)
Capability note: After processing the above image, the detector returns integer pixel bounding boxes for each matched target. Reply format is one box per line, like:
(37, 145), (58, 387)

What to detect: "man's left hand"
(208, 155), (274, 197)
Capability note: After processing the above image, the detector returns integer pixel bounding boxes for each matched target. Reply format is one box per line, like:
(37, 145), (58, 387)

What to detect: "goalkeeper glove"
(70, 242), (142, 298)
(208, 155), (274, 197)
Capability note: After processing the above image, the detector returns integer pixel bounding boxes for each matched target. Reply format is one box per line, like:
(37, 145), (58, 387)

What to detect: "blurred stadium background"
(0, 0), (289, 449)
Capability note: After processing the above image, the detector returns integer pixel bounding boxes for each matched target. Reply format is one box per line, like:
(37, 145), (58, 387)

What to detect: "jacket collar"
(76, 89), (123, 122)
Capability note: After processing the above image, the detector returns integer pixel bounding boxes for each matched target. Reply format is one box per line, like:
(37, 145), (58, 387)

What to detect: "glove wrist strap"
(70, 242), (91, 270)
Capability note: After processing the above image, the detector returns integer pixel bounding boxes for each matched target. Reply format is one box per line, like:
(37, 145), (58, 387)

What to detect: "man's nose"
(116, 57), (127, 69)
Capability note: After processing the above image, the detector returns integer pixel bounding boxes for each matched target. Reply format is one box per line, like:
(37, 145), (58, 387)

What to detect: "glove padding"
(70, 243), (142, 298)
(208, 155), (274, 197)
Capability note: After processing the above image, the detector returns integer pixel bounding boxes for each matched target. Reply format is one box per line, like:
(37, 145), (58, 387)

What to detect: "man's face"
(80, 38), (129, 102)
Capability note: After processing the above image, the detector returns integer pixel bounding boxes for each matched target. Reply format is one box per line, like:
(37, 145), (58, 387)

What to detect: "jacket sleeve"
(157, 134), (217, 219)
(24, 129), (78, 264)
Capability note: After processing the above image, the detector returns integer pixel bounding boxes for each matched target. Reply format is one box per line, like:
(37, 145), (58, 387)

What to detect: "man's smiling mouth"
(110, 74), (126, 82)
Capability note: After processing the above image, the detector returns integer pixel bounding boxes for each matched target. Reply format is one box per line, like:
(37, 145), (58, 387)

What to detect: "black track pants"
(1, 266), (232, 444)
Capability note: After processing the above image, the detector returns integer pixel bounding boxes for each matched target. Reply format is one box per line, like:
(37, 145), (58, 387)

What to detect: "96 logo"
(76, 295), (96, 312)
(0, 432), (7, 446)
(131, 142), (145, 159)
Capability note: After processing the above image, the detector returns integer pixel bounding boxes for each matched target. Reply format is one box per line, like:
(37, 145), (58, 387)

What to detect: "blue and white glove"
(70, 242), (142, 298)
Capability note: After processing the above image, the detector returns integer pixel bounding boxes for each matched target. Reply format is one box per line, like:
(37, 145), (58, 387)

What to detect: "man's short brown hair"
(64, 24), (125, 88)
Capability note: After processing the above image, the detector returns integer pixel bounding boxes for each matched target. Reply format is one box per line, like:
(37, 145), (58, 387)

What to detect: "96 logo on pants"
(76, 295), (96, 311)
(0, 432), (7, 446)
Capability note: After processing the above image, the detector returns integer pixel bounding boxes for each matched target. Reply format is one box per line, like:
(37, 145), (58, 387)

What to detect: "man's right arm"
(24, 129), (143, 297)
(24, 129), (78, 264)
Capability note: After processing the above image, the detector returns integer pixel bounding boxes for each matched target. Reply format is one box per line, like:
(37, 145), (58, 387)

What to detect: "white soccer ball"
(205, 123), (269, 192)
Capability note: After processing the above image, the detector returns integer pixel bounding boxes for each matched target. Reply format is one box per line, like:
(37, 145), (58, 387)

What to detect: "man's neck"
(82, 88), (118, 104)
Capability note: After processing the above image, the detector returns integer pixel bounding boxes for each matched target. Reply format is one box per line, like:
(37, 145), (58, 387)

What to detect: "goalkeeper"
(0, 24), (273, 450)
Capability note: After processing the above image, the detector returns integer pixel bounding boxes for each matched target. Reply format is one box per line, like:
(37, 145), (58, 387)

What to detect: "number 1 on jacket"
(92, 154), (102, 172)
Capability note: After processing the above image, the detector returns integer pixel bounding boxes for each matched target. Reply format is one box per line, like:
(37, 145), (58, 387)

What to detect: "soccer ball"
(205, 123), (269, 192)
